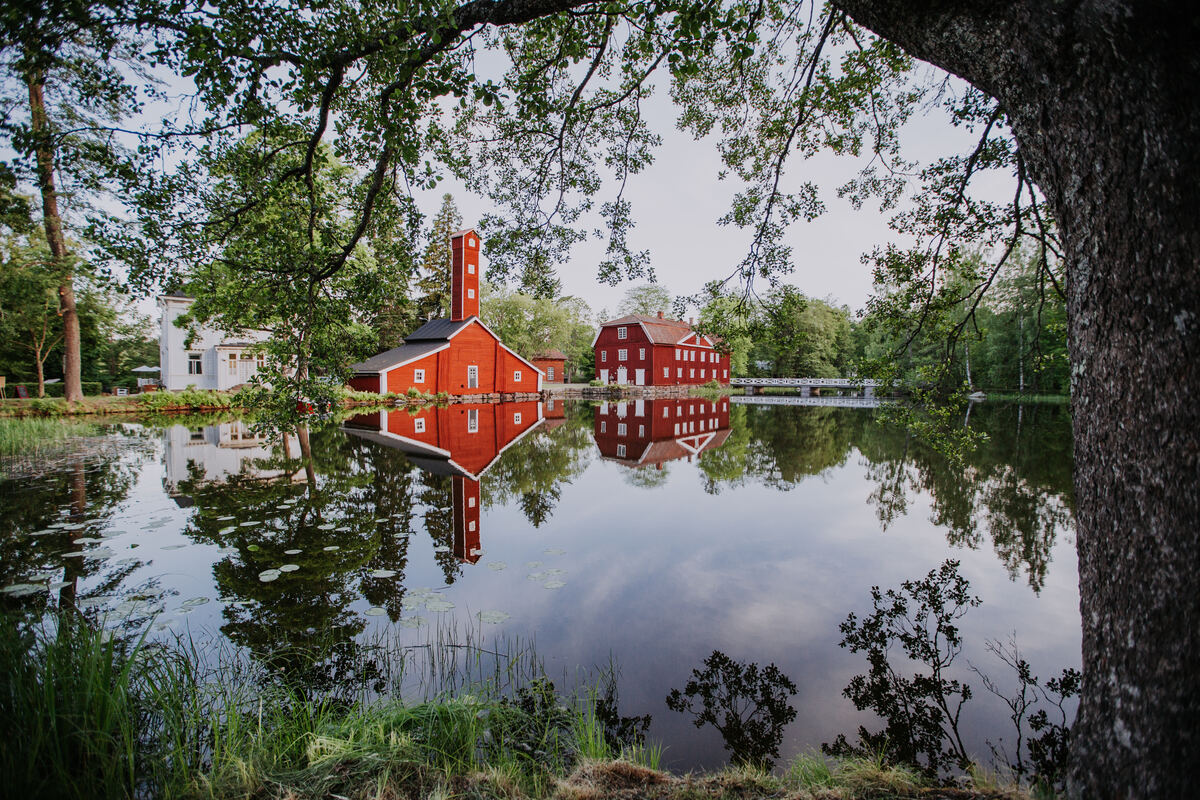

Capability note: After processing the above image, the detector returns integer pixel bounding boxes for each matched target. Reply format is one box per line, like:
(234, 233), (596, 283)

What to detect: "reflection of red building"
(343, 402), (544, 563)
(349, 230), (542, 396)
(593, 397), (731, 468)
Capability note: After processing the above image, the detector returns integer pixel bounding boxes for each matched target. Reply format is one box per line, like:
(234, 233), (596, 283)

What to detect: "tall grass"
(0, 416), (98, 455)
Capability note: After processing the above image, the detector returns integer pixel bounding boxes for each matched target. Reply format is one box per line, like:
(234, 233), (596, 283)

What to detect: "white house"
(158, 293), (272, 391)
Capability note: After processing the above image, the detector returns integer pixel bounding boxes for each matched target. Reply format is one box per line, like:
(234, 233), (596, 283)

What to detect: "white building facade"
(159, 294), (272, 391)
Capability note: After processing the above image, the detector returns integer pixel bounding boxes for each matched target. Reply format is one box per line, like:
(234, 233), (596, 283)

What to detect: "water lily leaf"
(2, 584), (41, 596)
(369, 569), (397, 578)
(161, 544), (186, 551)
(317, 523), (335, 531)
(323, 545), (340, 552)
(278, 564), (300, 573)
(401, 596), (425, 610)
(433, 545), (449, 554)
(478, 610), (510, 624)
(365, 606), (387, 616)
(47, 581), (72, 590)
(336, 526), (351, 532)
(219, 526), (236, 535)
(258, 569), (281, 582)
(152, 619), (175, 631)
(182, 597), (210, 607)
(239, 521), (258, 527)
(425, 598), (455, 612)
(284, 549), (302, 555)
(397, 617), (425, 628)
(487, 561), (507, 571)
(525, 561), (543, 569)
(246, 544), (260, 552)
(543, 548), (566, 556)
(543, 580), (566, 590)
(217, 515), (235, 521)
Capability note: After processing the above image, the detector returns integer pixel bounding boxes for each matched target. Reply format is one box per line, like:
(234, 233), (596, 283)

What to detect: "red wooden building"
(343, 401), (544, 563)
(593, 396), (731, 468)
(349, 230), (542, 396)
(531, 350), (567, 383)
(592, 312), (731, 386)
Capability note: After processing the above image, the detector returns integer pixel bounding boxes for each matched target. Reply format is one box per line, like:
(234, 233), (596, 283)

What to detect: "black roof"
(350, 339), (447, 373)
(404, 317), (473, 342)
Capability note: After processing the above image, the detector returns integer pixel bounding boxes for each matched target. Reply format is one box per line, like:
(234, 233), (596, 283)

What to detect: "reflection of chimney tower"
(451, 229), (480, 321)
(452, 475), (482, 563)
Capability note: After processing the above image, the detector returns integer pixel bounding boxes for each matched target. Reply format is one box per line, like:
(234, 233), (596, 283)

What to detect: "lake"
(0, 397), (1079, 773)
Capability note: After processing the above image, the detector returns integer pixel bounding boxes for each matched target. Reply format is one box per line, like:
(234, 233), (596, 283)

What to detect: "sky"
(407, 74), (1005, 320)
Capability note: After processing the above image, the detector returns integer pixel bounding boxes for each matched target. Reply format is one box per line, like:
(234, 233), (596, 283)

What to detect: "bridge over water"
(731, 394), (884, 409)
(730, 377), (883, 397)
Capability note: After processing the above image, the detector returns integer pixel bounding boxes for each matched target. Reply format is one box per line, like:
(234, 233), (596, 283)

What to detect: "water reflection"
(593, 397), (731, 471)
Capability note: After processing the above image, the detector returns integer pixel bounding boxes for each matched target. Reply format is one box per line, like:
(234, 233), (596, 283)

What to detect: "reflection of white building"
(159, 294), (272, 391)
(162, 421), (300, 503)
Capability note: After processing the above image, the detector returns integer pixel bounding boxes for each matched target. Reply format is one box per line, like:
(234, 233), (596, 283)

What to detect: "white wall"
(159, 296), (271, 391)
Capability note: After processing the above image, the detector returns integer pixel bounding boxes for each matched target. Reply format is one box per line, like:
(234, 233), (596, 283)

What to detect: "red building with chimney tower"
(592, 312), (731, 386)
(350, 229), (542, 396)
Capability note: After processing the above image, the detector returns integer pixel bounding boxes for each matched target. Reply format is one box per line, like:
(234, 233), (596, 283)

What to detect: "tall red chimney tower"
(450, 229), (480, 321)
(452, 476), (482, 563)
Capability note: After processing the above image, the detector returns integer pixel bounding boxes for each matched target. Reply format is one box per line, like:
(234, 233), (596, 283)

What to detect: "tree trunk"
(35, 347), (45, 397)
(27, 71), (82, 403)
(833, 2), (1200, 795)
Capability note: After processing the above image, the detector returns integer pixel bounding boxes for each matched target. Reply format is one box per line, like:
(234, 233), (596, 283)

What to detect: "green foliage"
(413, 193), (463, 323)
(666, 650), (798, 768)
(481, 282), (595, 371)
(617, 284), (672, 318)
(25, 397), (68, 416)
(825, 559), (980, 779)
(137, 388), (233, 411)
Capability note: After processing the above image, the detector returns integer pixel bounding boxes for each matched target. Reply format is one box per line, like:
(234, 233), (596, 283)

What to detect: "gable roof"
(350, 316), (543, 376)
(595, 314), (718, 348)
(533, 349), (567, 360)
(351, 340), (448, 374)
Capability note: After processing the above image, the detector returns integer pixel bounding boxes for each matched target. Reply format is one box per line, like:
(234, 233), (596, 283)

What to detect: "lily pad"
(246, 544), (261, 552)
(219, 526), (237, 535)
(433, 545), (449, 554)
(284, 549), (302, 555)
(425, 598), (455, 612)
(478, 610), (510, 624)
(278, 564), (300, 573)
(543, 548), (566, 556)
(239, 521), (258, 527)
(317, 523), (335, 531)
(487, 561), (507, 571)
(369, 569), (397, 578)
(323, 545), (340, 552)
(525, 561), (543, 569)
(2, 584), (42, 597)
(365, 606), (387, 617)
(217, 515), (235, 521)
(396, 616), (425, 628)
(543, 580), (566, 590)
(258, 569), (281, 582)
(161, 544), (186, 551)
(182, 597), (210, 607)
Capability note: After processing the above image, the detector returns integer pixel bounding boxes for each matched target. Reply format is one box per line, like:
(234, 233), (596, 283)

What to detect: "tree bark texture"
(833, 1), (1199, 796)
(27, 72), (83, 403)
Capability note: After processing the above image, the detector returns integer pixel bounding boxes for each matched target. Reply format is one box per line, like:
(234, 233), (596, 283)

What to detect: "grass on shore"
(0, 416), (100, 456)
(0, 611), (1036, 800)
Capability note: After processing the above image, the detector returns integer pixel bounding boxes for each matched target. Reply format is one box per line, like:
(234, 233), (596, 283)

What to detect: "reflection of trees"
(0, 428), (151, 624)
(697, 401), (1073, 591)
(666, 650), (798, 768)
(482, 414), (594, 528)
(856, 403), (1074, 592)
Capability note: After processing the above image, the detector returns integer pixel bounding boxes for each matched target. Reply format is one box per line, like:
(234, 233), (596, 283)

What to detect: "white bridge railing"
(732, 395), (884, 408)
(731, 377), (882, 387)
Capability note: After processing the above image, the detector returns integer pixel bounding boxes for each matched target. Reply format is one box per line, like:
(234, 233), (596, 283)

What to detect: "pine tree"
(414, 194), (462, 320)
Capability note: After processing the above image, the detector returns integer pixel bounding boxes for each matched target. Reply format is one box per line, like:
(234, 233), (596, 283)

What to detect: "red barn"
(592, 312), (730, 386)
(343, 401), (544, 563)
(349, 229), (542, 396)
(593, 396), (731, 468)
(531, 350), (567, 383)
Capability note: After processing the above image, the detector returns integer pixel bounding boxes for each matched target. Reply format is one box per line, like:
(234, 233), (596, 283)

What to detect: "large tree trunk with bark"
(834, 1), (1200, 796)
(27, 71), (83, 404)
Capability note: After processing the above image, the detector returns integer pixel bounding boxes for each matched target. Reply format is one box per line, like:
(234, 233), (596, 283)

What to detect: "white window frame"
(617, 423), (627, 436)
(663, 407), (669, 418)
(514, 370), (522, 382)
(467, 365), (478, 388)
(514, 412), (522, 424)
(601, 351), (607, 363)
(690, 369), (695, 378)
(600, 420), (606, 433)
(617, 348), (628, 361)
(639, 348), (645, 360)
(617, 326), (627, 339)
(663, 367), (669, 379)
(616, 444), (626, 457)
(467, 288), (475, 299)
(467, 409), (479, 432)
(468, 263), (475, 274)
(187, 352), (203, 375)
(413, 368), (425, 383)
(228, 355), (237, 375)
(414, 418), (426, 433)
(638, 424), (645, 437)
(547, 366), (555, 380)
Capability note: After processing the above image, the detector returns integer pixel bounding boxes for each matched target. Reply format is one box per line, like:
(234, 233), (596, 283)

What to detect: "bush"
(138, 388), (233, 411)
(27, 398), (68, 416)
(588, 379), (604, 387)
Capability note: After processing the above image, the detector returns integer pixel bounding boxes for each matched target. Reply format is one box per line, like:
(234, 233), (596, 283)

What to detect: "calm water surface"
(0, 398), (1078, 772)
